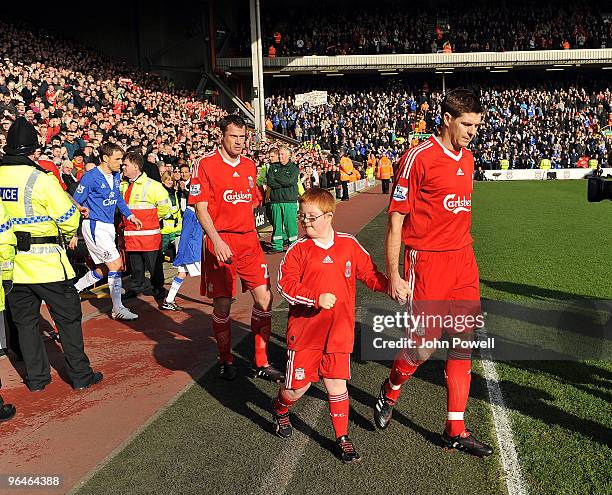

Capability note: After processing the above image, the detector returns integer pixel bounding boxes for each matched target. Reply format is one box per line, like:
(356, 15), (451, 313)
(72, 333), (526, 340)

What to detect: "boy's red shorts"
(201, 230), (270, 298)
(284, 349), (351, 390)
(403, 244), (481, 345)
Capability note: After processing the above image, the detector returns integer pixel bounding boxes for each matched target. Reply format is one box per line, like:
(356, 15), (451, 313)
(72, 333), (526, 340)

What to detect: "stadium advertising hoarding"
(484, 168), (612, 181)
(254, 206), (270, 231)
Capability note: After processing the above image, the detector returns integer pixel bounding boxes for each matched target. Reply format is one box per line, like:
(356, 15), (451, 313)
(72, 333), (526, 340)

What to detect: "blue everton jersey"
(73, 167), (132, 223)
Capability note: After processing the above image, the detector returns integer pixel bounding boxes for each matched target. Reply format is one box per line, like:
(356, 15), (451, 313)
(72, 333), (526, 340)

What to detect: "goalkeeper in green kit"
(266, 145), (299, 253)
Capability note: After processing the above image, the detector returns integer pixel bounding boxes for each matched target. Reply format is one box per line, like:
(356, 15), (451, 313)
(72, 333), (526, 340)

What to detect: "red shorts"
(284, 349), (351, 390)
(403, 244), (481, 343)
(202, 230), (270, 298)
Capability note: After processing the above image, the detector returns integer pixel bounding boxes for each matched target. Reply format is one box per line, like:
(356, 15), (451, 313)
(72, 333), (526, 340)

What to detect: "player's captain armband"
(392, 185), (408, 201)
(189, 183), (201, 196)
(75, 184), (85, 194)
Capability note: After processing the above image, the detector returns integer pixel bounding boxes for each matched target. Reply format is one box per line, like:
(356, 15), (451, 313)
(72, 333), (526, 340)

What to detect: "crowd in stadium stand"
(235, 0), (612, 57)
(0, 19), (326, 190)
(265, 76), (612, 169)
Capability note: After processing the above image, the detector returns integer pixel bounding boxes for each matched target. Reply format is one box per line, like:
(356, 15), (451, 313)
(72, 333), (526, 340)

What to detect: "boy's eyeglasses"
(298, 212), (326, 223)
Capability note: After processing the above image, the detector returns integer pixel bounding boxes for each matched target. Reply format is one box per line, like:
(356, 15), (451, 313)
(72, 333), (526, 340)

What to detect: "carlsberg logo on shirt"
(223, 190), (252, 204)
(443, 194), (471, 214)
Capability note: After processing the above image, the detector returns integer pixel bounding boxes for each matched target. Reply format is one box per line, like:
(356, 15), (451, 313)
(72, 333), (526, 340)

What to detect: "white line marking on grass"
(255, 396), (325, 495)
(481, 355), (529, 495)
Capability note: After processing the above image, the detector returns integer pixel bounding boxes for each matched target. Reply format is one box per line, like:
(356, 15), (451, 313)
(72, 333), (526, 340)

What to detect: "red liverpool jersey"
(388, 135), (474, 251)
(188, 149), (260, 233)
(277, 231), (388, 353)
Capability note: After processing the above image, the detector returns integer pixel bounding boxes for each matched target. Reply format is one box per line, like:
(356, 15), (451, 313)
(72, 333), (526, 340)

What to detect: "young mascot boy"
(273, 188), (404, 463)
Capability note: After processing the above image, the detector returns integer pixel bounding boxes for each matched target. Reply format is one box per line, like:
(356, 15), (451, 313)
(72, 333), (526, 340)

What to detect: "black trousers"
(341, 181), (349, 200)
(7, 280), (94, 389)
(382, 178), (391, 194)
(128, 250), (165, 298)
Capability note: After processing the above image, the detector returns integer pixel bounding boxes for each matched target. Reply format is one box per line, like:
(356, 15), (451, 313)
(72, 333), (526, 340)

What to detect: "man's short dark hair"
(100, 142), (124, 159)
(219, 114), (246, 135)
(180, 164), (190, 171)
(441, 88), (483, 118)
(124, 150), (144, 171)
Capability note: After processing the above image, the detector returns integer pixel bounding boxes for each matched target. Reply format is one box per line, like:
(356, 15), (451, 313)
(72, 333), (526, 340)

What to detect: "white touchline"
(481, 350), (529, 495)
(255, 396), (325, 495)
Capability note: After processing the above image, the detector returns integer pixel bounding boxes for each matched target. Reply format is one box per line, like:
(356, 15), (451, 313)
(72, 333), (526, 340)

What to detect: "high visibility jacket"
(377, 157), (393, 179)
(120, 173), (171, 252)
(365, 166), (375, 179)
(0, 199), (16, 311)
(0, 164), (79, 283)
(339, 157), (354, 182)
(161, 189), (182, 236)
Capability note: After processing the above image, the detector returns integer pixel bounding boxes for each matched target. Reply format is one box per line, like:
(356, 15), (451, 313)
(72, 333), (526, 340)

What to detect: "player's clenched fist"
(318, 293), (337, 309)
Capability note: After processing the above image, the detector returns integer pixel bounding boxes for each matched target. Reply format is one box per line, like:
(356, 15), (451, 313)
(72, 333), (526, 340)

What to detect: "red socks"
(445, 354), (472, 437)
(273, 389), (295, 415)
(385, 351), (423, 402)
(251, 307), (272, 367)
(328, 391), (349, 438)
(212, 311), (232, 363)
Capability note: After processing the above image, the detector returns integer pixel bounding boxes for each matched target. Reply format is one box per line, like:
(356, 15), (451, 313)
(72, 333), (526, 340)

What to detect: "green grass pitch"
(78, 180), (611, 495)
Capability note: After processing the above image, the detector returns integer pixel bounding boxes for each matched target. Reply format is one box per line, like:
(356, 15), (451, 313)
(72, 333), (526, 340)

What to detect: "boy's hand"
(388, 272), (409, 302)
(318, 293), (337, 309)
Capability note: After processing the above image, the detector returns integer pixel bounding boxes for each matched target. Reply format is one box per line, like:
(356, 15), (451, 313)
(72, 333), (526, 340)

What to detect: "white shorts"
(82, 220), (121, 265)
(177, 262), (201, 277)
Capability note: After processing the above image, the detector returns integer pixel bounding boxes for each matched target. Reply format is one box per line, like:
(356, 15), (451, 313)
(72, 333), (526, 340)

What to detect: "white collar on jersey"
(312, 231), (335, 250)
(432, 135), (463, 162)
(218, 148), (241, 167)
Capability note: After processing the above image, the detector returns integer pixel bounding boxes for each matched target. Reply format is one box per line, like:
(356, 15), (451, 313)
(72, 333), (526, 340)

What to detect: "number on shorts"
(261, 263), (269, 279)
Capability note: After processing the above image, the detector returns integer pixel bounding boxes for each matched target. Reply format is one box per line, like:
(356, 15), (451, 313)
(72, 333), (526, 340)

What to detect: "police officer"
(0, 118), (102, 392)
(0, 197), (16, 420)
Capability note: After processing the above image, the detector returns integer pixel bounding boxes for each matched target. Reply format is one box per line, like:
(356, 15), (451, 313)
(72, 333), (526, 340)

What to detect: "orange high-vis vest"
(339, 157), (354, 181)
(268, 45), (277, 58)
(377, 157), (393, 179)
(120, 173), (171, 252)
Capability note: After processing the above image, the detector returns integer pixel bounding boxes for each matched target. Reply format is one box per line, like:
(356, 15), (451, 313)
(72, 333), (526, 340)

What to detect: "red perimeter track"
(0, 186), (388, 494)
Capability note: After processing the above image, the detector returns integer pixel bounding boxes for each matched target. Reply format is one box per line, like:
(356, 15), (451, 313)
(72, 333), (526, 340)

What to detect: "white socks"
(75, 269), (103, 292)
(166, 276), (184, 303)
(107, 271), (123, 310)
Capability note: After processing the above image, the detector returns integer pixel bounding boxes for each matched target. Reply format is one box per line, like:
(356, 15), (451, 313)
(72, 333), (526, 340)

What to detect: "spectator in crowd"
(61, 159), (78, 195)
(177, 164), (192, 213)
(235, 0), (612, 56)
(266, 73), (611, 171)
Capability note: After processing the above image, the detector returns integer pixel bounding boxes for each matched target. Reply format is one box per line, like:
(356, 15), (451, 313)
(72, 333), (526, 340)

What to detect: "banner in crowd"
(295, 91), (328, 108)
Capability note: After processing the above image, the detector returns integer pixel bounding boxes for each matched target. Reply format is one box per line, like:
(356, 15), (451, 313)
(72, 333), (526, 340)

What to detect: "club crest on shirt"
(248, 176), (254, 188)
(345, 260), (352, 278)
(392, 185), (407, 201)
(294, 368), (305, 380)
